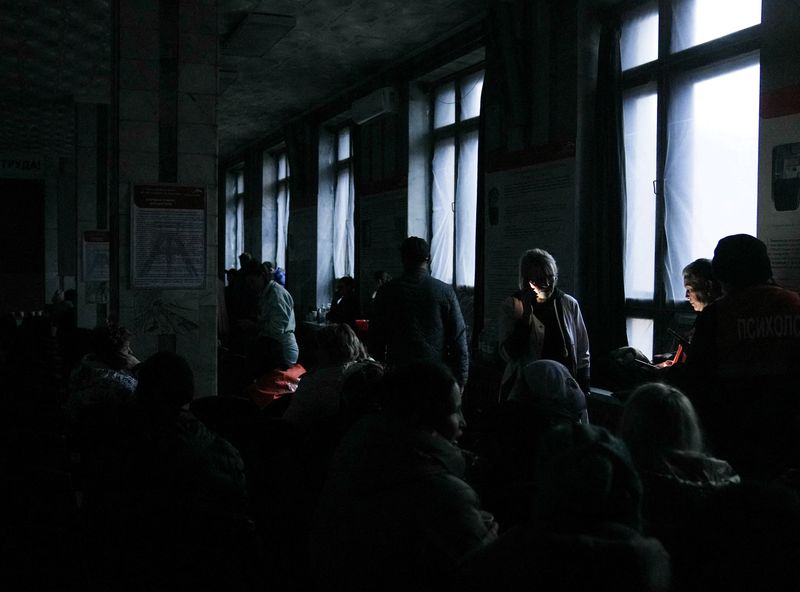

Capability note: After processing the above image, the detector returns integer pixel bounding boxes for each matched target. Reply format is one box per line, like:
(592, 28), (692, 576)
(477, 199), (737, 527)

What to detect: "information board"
(131, 184), (206, 289)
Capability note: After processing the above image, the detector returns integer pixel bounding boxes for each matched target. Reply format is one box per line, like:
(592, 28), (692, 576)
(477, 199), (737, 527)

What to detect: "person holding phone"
(498, 249), (590, 401)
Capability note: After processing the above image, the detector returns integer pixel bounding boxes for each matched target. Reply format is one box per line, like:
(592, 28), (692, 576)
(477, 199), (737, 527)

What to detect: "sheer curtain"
(225, 168), (244, 271)
(276, 153), (290, 269)
(333, 165), (354, 278)
(261, 152), (278, 266)
(671, 0), (762, 53)
(455, 130), (478, 287)
(224, 170), (238, 271)
(276, 182), (290, 270)
(663, 54), (760, 301)
(430, 138), (455, 282)
(317, 127), (336, 307)
(622, 85), (657, 301)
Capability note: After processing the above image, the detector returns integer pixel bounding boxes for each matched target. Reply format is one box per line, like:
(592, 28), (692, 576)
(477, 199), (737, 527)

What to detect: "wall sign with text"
(131, 184), (206, 289)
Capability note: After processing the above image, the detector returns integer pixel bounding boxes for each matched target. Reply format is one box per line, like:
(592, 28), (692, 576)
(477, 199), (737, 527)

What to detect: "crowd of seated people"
(1, 233), (800, 590)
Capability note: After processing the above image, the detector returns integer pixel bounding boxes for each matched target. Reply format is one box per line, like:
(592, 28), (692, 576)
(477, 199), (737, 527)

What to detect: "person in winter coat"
(310, 361), (495, 591)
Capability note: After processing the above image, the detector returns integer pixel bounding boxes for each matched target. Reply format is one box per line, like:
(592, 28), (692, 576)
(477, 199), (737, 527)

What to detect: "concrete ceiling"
(0, 0), (486, 162)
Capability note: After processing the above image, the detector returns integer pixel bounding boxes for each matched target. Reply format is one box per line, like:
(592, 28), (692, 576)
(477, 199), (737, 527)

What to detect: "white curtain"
(224, 170), (238, 271)
(620, 1), (658, 71)
(671, 0), (762, 53)
(317, 128), (336, 307)
(225, 168), (244, 271)
(455, 129), (479, 287)
(664, 54), (759, 301)
(333, 166), (354, 278)
(622, 85), (657, 300)
(261, 152), (278, 267)
(276, 182), (290, 270)
(430, 137), (455, 283)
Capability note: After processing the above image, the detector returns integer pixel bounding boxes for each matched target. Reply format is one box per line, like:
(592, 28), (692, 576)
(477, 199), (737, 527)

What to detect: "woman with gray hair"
(498, 248), (590, 401)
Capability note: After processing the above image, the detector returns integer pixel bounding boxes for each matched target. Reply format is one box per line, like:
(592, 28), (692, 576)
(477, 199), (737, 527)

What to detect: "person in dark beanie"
(679, 233), (800, 479)
(370, 237), (469, 387)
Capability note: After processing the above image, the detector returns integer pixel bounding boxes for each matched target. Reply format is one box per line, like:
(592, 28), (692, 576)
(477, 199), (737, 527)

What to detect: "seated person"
(609, 257), (721, 382)
(459, 423), (671, 592)
(126, 351), (251, 588)
(682, 257), (722, 314)
(326, 275), (360, 329)
(310, 361), (496, 591)
(283, 323), (369, 430)
(66, 323), (140, 422)
(470, 360), (588, 529)
(619, 383), (739, 546)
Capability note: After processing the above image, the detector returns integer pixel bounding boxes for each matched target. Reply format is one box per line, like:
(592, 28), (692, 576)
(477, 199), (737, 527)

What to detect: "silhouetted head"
(135, 351), (194, 410)
(682, 258), (721, 311)
(335, 276), (355, 297)
(400, 237), (431, 270)
(509, 360), (587, 423)
(381, 361), (465, 443)
(339, 360), (387, 423)
(373, 270), (391, 288)
(244, 259), (268, 291)
(534, 423), (643, 532)
(238, 252), (252, 268)
(90, 323), (135, 370)
(620, 383), (704, 466)
(712, 234), (772, 293)
(315, 323), (367, 365)
(519, 248), (559, 302)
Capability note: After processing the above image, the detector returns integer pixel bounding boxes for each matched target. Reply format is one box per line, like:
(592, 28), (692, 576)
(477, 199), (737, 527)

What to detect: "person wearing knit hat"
(508, 359), (589, 423)
(470, 360), (589, 531)
(711, 233), (773, 293)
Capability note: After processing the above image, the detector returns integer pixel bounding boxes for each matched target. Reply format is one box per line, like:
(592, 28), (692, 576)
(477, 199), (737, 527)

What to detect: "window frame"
(267, 145), (290, 270)
(333, 124), (355, 278)
(620, 0), (761, 353)
(225, 164), (246, 271)
(426, 63), (484, 287)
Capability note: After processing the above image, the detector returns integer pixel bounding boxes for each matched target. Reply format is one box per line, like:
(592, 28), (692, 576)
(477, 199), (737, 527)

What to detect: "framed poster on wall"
(131, 184), (206, 289)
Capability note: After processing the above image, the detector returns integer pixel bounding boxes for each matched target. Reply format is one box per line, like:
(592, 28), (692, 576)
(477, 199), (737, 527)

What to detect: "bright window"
(262, 148), (290, 270)
(620, 0), (760, 355)
(333, 126), (354, 279)
(225, 165), (245, 271)
(429, 69), (484, 287)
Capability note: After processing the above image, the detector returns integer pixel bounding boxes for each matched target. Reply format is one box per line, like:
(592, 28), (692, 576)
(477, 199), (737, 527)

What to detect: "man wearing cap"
(370, 237), (469, 387)
(680, 233), (800, 479)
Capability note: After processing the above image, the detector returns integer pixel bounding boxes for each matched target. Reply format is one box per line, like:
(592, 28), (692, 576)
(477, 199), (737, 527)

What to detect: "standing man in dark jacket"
(370, 237), (469, 387)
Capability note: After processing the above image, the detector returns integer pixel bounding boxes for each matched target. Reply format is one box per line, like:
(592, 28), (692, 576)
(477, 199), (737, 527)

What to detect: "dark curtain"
(284, 120), (319, 210)
(580, 14), (628, 363)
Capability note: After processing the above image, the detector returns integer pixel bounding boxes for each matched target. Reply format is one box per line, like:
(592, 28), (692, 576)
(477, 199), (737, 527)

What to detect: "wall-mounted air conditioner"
(351, 87), (399, 125)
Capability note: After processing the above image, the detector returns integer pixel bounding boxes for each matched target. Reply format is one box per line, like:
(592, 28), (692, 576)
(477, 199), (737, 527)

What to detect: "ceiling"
(0, 0), (486, 162)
